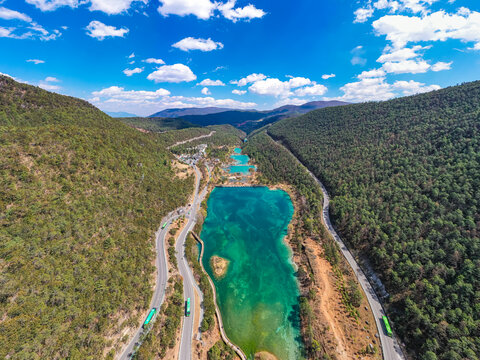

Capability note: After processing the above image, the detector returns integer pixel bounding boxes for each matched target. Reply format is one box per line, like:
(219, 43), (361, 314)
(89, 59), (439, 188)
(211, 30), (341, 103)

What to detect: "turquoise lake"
(229, 148), (256, 174)
(200, 187), (302, 360)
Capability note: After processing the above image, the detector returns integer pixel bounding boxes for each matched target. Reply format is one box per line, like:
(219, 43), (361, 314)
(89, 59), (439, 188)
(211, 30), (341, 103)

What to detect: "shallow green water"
(201, 187), (302, 360)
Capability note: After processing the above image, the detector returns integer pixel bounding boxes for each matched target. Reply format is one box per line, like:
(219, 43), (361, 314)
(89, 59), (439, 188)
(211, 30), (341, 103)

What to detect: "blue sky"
(1, 0), (480, 116)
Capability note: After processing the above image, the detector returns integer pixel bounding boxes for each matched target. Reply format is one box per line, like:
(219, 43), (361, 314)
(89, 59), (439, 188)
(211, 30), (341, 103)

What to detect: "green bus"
(185, 298), (191, 317)
(382, 315), (393, 337)
(143, 308), (157, 328)
(161, 222), (168, 229)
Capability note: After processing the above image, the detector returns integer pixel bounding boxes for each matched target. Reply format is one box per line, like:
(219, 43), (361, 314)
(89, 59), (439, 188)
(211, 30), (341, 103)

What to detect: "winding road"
(176, 165), (207, 360)
(269, 135), (405, 360)
(119, 159), (205, 360)
(167, 131), (216, 149)
(118, 211), (181, 360)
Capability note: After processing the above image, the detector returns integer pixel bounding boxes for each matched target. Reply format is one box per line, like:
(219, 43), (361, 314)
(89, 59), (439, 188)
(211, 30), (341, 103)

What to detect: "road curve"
(118, 211), (180, 360)
(269, 135), (405, 360)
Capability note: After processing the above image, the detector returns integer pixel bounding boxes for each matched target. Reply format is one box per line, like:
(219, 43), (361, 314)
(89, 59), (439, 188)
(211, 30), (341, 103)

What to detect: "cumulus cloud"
(123, 67), (144, 76)
(143, 58), (165, 64)
(0, 7), (32, 22)
(232, 89), (246, 95)
(157, 0), (265, 22)
(354, 7), (374, 23)
(231, 73), (267, 86)
(322, 73), (336, 79)
(86, 21), (129, 40)
(201, 87), (211, 95)
(158, 0), (216, 19)
(89, 0), (148, 15)
(172, 37), (223, 52)
(382, 59), (431, 74)
(294, 84), (328, 97)
(198, 79), (225, 86)
(0, 23), (61, 41)
(27, 59), (45, 64)
(249, 76), (327, 98)
(358, 68), (387, 78)
(373, 9), (480, 49)
(431, 61), (452, 71)
(217, 0), (266, 22)
(39, 76), (61, 91)
(25, 0), (78, 11)
(327, 76), (440, 102)
(147, 63), (196, 83)
(90, 85), (257, 116)
(26, 0), (147, 14)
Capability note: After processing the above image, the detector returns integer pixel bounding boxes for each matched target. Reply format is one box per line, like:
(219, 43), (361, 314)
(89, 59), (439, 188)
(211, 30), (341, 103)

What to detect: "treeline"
(268, 81), (480, 360)
(120, 117), (199, 132)
(0, 77), (194, 359)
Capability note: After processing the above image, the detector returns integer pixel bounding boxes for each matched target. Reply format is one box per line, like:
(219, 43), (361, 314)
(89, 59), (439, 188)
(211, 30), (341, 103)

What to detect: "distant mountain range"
(148, 100), (349, 132)
(106, 111), (139, 118)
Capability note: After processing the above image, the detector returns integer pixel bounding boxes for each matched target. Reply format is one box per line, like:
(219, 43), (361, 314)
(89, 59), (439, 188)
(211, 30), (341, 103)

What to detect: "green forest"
(0, 76), (194, 359)
(120, 117), (199, 132)
(268, 81), (480, 360)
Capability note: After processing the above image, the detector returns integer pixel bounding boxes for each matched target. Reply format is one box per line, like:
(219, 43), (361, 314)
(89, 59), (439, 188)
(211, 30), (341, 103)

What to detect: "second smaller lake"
(229, 148), (256, 174)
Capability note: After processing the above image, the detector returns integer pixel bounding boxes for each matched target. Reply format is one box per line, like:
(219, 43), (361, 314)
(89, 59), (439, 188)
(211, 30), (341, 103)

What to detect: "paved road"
(176, 165), (206, 360)
(270, 136), (405, 360)
(119, 211), (181, 359)
(167, 131), (216, 149)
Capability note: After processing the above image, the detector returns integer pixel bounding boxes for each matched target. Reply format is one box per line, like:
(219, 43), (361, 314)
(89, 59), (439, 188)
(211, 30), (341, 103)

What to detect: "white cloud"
(25, 0), (78, 12)
(89, 0), (148, 15)
(377, 45), (429, 62)
(157, 0), (265, 22)
(123, 67), (144, 76)
(294, 84), (328, 97)
(231, 73), (267, 86)
(327, 76), (440, 102)
(147, 63), (196, 83)
(287, 77), (312, 88)
(392, 79), (440, 95)
(201, 87), (211, 95)
(232, 89), (246, 95)
(249, 78), (292, 97)
(143, 58), (165, 64)
(90, 85), (256, 116)
(322, 73), (336, 79)
(158, 0), (216, 20)
(249, 76), (326, 98)
(431, 61), (452, 71)
(358, 68), (387, 78)
(373, 9), (480, 49)
(25, 0), (146, 14)
(0, 7), (32, 22)
(86, 21), (129, 40)
(198, 79), (225, 86)
(39, 76), (61, 91)
(0, 23), (61, 41)
(273, 97), (307, 107)
(27, 59), (45, 64)
(128, 52), (135, 58)
(382, 59), (430, 73)
(354, 7), (374, 23)
(217, 0), (266, 22)
(172, 37), (223, 52)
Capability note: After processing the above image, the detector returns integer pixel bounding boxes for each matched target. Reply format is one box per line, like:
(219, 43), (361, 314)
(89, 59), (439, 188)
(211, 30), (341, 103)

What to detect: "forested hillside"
(0, 76), (194, 359)
(268, 81), (480, 360)
(120, 117), (199, 132)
